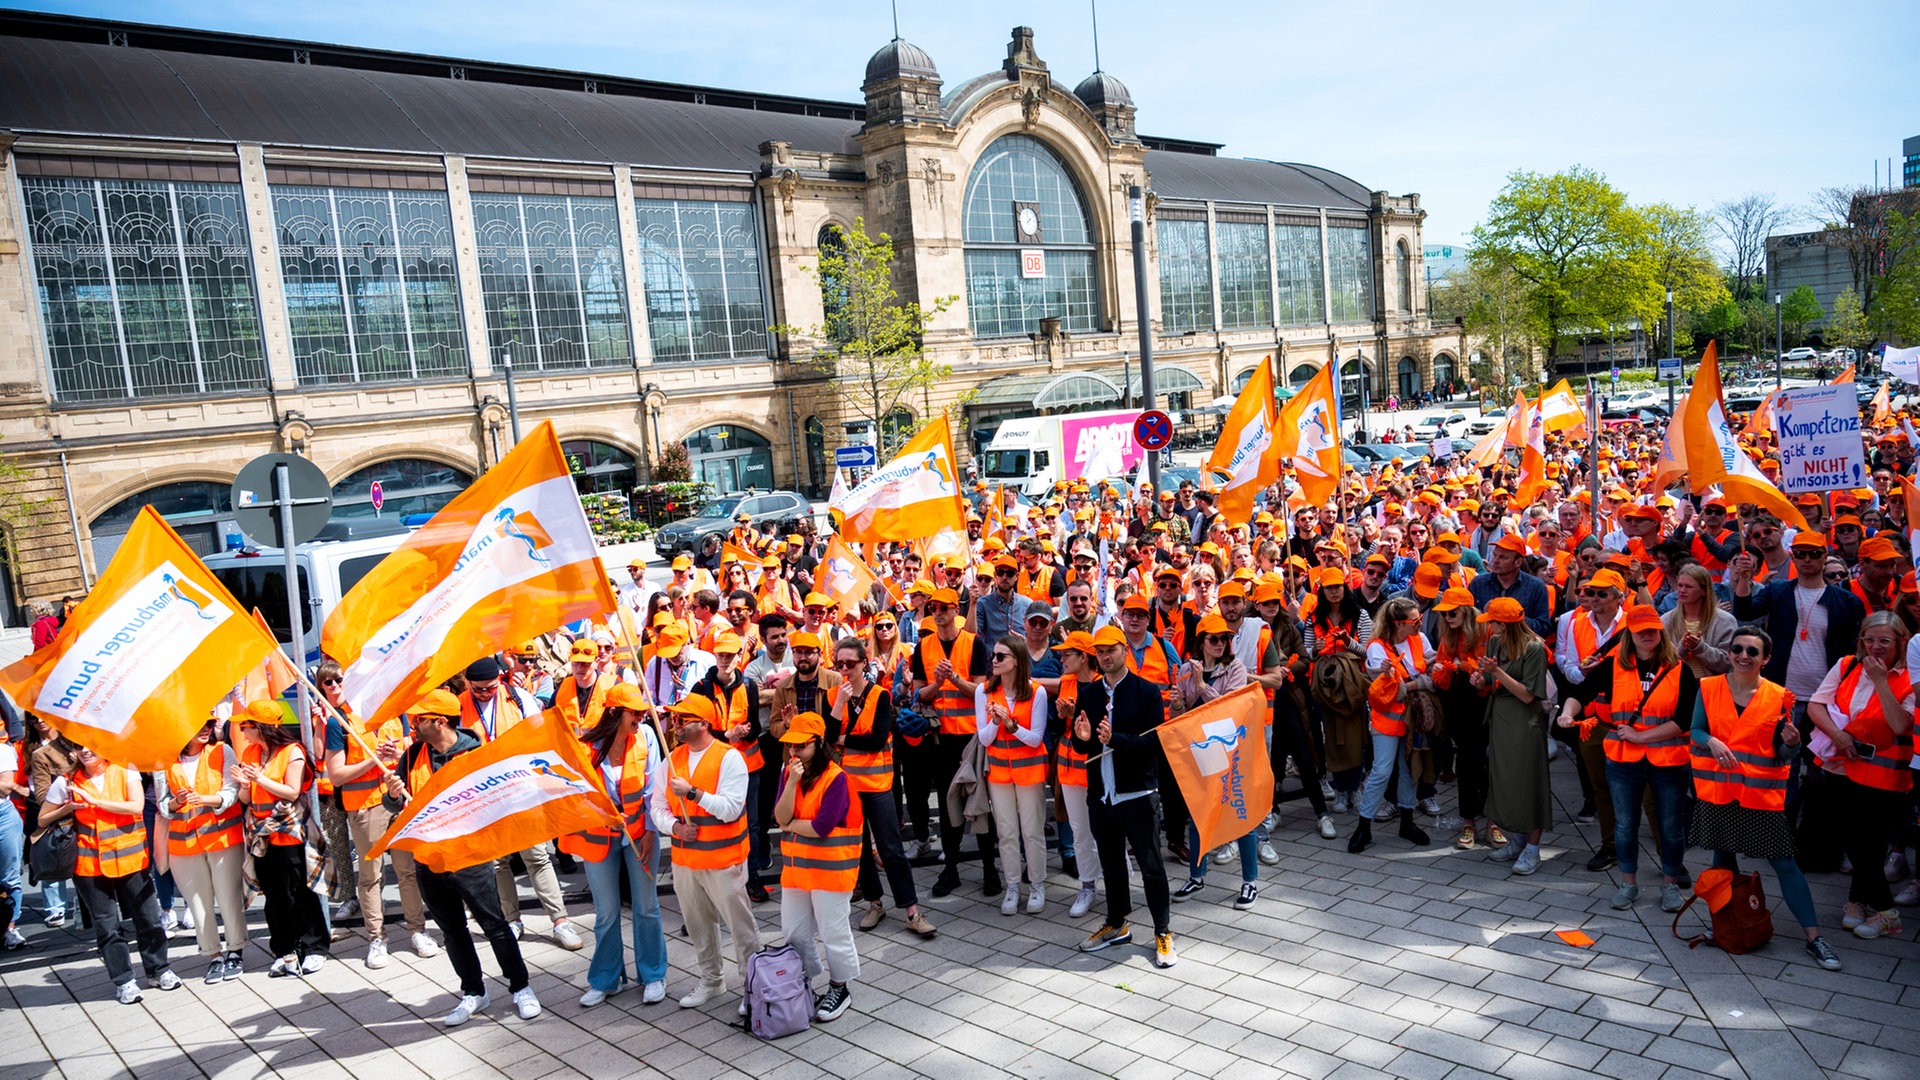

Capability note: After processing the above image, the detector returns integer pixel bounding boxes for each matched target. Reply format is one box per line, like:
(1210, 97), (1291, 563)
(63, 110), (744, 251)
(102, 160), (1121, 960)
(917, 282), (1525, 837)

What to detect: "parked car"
(651, 489), (813, 559)
(1410, 412), (1468, 442)
(1463, 412), (1505, 437)
(1783, 347), (1820, 363)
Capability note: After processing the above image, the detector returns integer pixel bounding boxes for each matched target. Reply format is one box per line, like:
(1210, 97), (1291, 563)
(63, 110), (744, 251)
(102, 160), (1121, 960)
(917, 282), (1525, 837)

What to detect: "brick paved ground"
(4, 750), (1917, 1080)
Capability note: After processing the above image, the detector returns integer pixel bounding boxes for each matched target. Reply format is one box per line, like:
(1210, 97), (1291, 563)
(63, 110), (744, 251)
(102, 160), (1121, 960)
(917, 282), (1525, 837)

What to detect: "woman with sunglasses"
(1476, 597), (1552, 875)
(831, 638), (935, 938)
(1690, 626), (1844, 970)
(156, 712), (248, 983)
(237, 699), (329, 976)
(978, 635), (1050, 914)
(773, 710), (861, 1022)
(1807, 611), (1913, 941)
(1171, 614), (1260, 907)
(568, 683), (670, 1008)
(1350, 598), (1434, 853)
(1430, 588), (1497, 850)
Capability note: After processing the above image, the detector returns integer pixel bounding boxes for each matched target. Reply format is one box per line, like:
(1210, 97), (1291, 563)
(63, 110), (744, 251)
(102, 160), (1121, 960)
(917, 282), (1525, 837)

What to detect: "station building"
(0, 12), (1465, 612)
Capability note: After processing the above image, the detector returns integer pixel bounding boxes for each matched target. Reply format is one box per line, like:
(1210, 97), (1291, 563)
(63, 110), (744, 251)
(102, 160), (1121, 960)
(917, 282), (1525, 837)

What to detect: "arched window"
(685, 424), (774, 493)
(90, 480), (235, 567)
(805, 416), (826, 496)
(1397, 357), (1419, 400)
(880, 407), (917, 457)
(962, 134), (1099, 339)
(1396, 240), (1412, 314)
(1340, 357), (1370, 405)
(817, 226), (850, 346)
(562, 440), (637, 496)
(1431, 353), (1457, 397)
(1288, 364), (1318, 388)
(332, 459), (473, 520)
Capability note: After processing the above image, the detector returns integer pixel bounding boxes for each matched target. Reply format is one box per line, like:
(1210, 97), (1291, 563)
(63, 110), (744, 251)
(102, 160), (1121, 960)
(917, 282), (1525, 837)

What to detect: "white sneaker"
(300, 953), (327, 975)
(1319, 776), (1336, 800)
(738, 999), (750, 1018)
(1332, 791), (1351, 815)
(1000, 887), (1020, 916)
(411, 931), (440, 958)
(177, 907), (195, 932)
(1258, 842), (1280, 866)
(116, 981), (144, 1005)
(1317, 815), (1338, 840)
(552, 921), (584, 950)
(365, 938), (389, 970)
(678, 980), (722, 1008)
(1069, 884), (1097, 919)
(1417, 797), (1442, 817)
(3, 927), (25, 949)
(642, 980), (666, 1004)
(508, 919), (524, 941)
(161, 910), (178, 935)
(150, 969), (182, 991)
(444, 992), (489, 1026)
(1896, 879), (1920, 907)
(1212, 845), (1236, 865)
(1025, 884), (1045, 914)
(513, 987), (541, 1020)
(579, 988), (607, 1008)
(1887, 851), (1911, 884)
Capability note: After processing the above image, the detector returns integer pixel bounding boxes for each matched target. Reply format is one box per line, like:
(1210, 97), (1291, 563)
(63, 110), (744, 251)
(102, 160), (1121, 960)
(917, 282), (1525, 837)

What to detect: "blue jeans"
(583, 837), (667, 992)
(0, 803), (23, 922)
(1185, 820), (1257, 884)
(41, 878), (70, 922)
(1710, 850), (1819, 931)
(1357, 731), (1414, 819)
(1604, 758), (1690, 880)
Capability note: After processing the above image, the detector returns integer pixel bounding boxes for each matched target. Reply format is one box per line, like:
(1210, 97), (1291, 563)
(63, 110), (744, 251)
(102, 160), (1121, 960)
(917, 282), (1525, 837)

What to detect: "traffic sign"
(834, 444), (878, 468)
(369, 480), (385, 514)
(1657, 357), (1682, 382)
(1133, 410), (1174, 452)
(231, 452), (332, 549)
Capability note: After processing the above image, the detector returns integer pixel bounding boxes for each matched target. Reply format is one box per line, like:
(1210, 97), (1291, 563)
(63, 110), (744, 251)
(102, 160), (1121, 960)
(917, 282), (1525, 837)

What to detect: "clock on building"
(1013, 200), (1043, 244)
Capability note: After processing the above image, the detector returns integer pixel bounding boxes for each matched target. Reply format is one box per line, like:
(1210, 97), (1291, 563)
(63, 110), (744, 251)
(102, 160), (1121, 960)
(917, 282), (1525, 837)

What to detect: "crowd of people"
(7, 397), (1919, 1032)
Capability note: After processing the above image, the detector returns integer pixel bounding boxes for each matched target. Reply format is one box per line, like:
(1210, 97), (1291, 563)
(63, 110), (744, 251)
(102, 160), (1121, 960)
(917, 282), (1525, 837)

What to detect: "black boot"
(931, 868), (960, 898)
(1399, 814), (1431, 847)
(1348, 819), (1372, 854)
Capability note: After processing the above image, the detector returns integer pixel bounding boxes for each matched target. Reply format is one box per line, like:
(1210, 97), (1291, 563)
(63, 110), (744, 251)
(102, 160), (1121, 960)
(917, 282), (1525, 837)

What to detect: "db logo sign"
(1020, 249), (1046, 279)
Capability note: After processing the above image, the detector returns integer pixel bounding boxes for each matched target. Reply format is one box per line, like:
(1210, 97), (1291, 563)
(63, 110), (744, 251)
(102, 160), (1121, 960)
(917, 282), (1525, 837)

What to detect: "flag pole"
(290, 664), (395, 779)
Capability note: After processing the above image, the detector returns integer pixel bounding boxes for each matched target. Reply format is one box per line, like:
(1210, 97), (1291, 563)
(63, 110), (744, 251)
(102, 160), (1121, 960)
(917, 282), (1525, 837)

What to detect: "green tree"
(1780, 284), (1823, 345)
(1689, 293), (1744, 349)
(0, 437), (50, 567)
(1469, 166), (1656, 372)
(1439, 261), (1536, 388)
(771, 217), (957, 457)
(1824, 286), (1872, 354)
(1869, 210), (1920, 345)
(1639, 203), (1730, 355)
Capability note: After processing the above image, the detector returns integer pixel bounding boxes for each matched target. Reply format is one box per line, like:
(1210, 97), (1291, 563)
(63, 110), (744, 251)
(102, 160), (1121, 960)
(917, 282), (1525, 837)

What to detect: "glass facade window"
(634, 199), (767, 363)
(1155, 216), (1212, 333)
(473, 193), (631, 371)
(562, 439), (637, 495)
(1216, 219), (1272, 330)
(1395, 240), (1413, 313)
(271, 185), (466, 384)
(1327, 222), (1375, 325)
(331, 458), (472, 520)
(962, 134), (1100, 339)
(1274, 220), (1326, 327)
(685, 424), (773, 492)
(23, 177), (266, 402)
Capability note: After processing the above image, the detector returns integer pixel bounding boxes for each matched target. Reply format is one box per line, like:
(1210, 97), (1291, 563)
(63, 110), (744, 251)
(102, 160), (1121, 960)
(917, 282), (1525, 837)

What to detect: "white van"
(202, 518), (413, 667)
(979, 408), (1145, 497)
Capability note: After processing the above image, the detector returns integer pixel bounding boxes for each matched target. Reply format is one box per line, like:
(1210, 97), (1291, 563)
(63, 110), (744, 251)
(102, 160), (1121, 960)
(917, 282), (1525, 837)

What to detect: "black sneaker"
(746, 882), (771, 904)
(1806, 936), (1843, 971)
(981, 873), (1004, 897)
(1234, 883), (1258, 910)
(1575, 805), (1598, 825)
(1060, 854), (1078, 881)
(1586, 848), (1618, 872)
(814, 982), (852, 1022)
(930, 869), (960, 898)
(1167, 839), (1190, 865)
(1172, 878), (1205, 902)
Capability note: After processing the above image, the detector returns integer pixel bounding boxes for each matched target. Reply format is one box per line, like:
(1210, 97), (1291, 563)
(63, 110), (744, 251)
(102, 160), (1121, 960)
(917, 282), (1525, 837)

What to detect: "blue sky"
(17, 0), (1915, 248)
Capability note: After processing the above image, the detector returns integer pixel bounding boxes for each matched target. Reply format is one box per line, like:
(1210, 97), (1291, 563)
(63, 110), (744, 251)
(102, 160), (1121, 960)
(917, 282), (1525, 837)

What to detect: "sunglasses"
(992, 651), (1015, 661)
(929, 604), (957, 613)
(832, 659), (862, 670)
(1727, 643), (1765, 658)
(320, 676), (343, 686)
(1792, 549), (1825, 559)
(1825, 571), (1849, 582)
(1204, 634), (1233, 645)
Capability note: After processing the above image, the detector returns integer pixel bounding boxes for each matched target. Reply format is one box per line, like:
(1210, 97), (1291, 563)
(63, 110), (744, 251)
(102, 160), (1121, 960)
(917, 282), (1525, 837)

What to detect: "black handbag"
(31, 821), (77, 881)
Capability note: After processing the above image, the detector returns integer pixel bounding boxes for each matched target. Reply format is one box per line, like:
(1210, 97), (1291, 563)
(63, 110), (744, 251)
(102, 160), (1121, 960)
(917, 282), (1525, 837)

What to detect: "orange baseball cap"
(1091, 625), (1128, 648)
(1412, 563), (1446, 599)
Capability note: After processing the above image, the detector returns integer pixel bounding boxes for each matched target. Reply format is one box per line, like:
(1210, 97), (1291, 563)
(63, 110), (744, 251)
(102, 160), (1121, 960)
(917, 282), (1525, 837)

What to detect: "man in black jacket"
(1071, 626), (1176, 968)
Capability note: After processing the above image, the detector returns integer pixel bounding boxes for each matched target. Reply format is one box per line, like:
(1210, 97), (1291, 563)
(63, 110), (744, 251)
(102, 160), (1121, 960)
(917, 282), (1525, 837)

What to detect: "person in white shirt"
(1556, 567), (1629, 862)
(644, 628), (714, 708)
(619, 559), (657, 616)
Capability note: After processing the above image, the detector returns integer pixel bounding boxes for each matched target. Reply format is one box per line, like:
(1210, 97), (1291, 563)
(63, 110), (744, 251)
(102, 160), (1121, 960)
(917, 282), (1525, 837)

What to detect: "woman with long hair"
(773, 711), (861, 1023)
(1429, 588), (1495, 849)
(1171, 614), (1258, 907)
(832, 637), (934, 938)
(1807, 611), (1914, 940)
(566, 683), (669, 1008)
(978, 634), (1052, 915)
(157, 714), (249, 982)
(1663, 563), (1735, 680)
(1304, 567), (1374, 813)
(1569, 606), (1694, 912)
(1691, 626), (1843, 970)
(237, 699), (328, 976)
(1476, 598), (1552, 875)
(1350, 597), (1434, 853)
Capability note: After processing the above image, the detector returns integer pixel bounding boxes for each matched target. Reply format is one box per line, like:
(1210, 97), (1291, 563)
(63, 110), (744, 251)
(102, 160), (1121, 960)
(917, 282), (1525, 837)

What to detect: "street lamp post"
(1129, 184), (1160, 494)
(1774, 293), (1783, 390)
(1665, 289), (1677, 415)
(1356, 349), (1369, 441)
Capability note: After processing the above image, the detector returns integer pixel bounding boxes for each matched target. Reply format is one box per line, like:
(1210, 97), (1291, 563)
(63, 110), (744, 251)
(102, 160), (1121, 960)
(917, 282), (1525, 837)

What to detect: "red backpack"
(1672, 867), (1774, 954)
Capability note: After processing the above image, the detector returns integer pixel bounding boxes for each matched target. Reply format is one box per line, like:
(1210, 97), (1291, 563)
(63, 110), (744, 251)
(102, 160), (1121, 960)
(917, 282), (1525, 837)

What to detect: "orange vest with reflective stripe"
(1056, 673), (1087, 787)
(1017, 565), (1055, 604)
(668, 743), (748, 869)
(1125, 633), (1180, 713)
(1692, 677), (1794, 811)
(1368, 636), (1427, 737)
(704, 676), (762, 772)
(1690, 527), (1731, 573)
(553, 675), (608, 738)
(1599, 659), (1689, 767)
(985, 688), (1047, 786)
(336, 708), (406, 812)
(1821, 661), (1914, 792)
(834, 682), (893, 794)
(921, 631), (978, 735)
(780, 761), (863, 893)
(165, 744), (242, 857)
(560, 730), (651, 862)
(242, 741), (308, 846)
(72, 766), (148, 878)
(463, 689), (529, 744)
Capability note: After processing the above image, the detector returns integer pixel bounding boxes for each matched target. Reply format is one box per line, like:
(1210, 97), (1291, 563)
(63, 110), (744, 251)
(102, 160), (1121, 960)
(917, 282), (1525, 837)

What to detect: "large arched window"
(1431, 353), (1457, 396)
(562, 440), (637, 496)
(331, 459), (472, 520)
(1396, 240), (1413, 314)
(685, 425), (774, 493)
(962, 135), (1099, 339)
(817, 226), (850, 346)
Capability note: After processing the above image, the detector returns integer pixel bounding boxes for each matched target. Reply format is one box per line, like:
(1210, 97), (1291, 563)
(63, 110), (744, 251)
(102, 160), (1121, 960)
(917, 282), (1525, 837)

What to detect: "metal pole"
(502, 350), (523, 443)
(1586, 374), (1602, 513)
(1665, 290), (1676, 416)
(1129, 185), (1160, 494)
(1357, 351), (1369, 440)
(1774, 294), (1783, 390)
(275, 463), (320, 823)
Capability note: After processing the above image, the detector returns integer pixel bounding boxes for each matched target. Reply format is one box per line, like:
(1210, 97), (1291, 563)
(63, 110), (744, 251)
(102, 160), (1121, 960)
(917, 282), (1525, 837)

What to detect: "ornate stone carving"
(1020, 86), (1043, 129)
(921, 157), (943, 211)
(776, 168), (799, 214)
(277, 413), (313, 453)
(1004, 26), (1047, 77)
(875, 159), (897, 187)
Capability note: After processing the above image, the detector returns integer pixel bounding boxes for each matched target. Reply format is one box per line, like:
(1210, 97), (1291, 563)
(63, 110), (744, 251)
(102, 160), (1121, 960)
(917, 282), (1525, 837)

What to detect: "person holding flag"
(155, 713), (248, 984)
(381, 689), (541, 1025)
(567, 682), (670, 1008)
(237, 699), (329, 977)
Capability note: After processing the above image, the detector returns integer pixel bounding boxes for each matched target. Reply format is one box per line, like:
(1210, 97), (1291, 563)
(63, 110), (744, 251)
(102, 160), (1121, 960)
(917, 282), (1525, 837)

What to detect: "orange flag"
(1155, 685), (1274, 855)
(1833, 363), (1856, 384)
(1205, 355), (1282, 520)
(1681, 342), (1810, 532)
(819, 535), (880, 619)
(1873, 381), (1892, 426)
(366, 714), (621, 873)
(834, 413), (968, 544)
(0, 507), (279, 769)
(239, 609), (299, 703)
(1272, 359), (1342, 508)
(1898, 475), (1920, 554)
(1514, 391), (1550, 507)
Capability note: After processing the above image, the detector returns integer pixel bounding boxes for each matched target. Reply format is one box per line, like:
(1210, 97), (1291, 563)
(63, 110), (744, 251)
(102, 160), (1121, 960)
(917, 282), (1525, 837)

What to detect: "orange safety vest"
(72, 766), (148, 878)
(1252, 624), (1276, 705)
(1055, 672), (1087, 787)
(779, 760), (864, 893)
(1820, 660), (1914, 793)
(1692, 677), (1794, 811)
(1368, 636), (1427, 737)
(1126, 633), (1182, 713)
(1016, 565), (1055, 604)
(1690, 527), (1731, 573)
(702, 676), (762, 772)
(241, 740), (308, 846)
(985, 687), (1047, 786)
(552, 675), (608, 737)
(1598, 659), (1689, 767)
(667, 743), (748, 869)
(1151, 603), (1190, 657)
(920, 631), (979, 735)
(463, 688), (530, 743)
(1849, 578), (1895, 614)
(165, 744), (243, 857)
(834, 681), (893, 794)
(559, 729), (651, 862)
(336, 708), (406, 812)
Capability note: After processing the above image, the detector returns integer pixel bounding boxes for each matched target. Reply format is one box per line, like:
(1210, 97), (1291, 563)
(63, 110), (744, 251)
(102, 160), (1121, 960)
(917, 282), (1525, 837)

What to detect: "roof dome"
(864, 39), (939, 86)
(1074, 70), (1133, 109)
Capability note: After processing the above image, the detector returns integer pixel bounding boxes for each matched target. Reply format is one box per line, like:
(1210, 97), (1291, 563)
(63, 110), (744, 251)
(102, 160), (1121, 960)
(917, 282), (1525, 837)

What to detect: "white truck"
(979, 408), (1146, 497)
